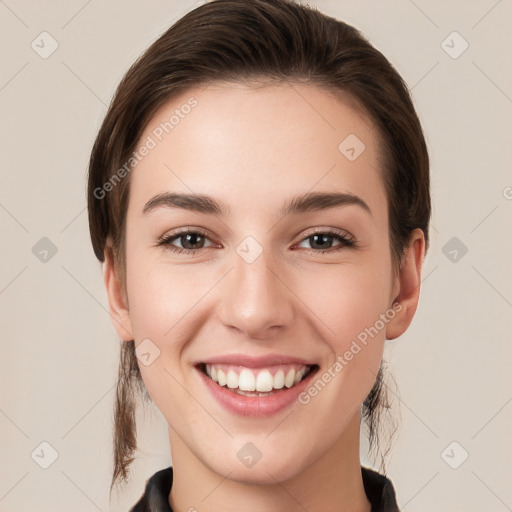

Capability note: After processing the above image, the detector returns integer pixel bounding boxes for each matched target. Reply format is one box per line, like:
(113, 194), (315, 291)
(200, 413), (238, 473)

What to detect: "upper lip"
(197, 353), (316, 368)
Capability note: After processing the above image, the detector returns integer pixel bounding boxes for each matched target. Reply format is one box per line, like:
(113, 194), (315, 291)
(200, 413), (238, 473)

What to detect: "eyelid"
(157, 226), (357, 255)
(158, 225), (213, 239)
(293, 227), (357, 253)
(156, 226), (219, 254)
(158, 227), (354, 244)
(296, 226), (354, 243)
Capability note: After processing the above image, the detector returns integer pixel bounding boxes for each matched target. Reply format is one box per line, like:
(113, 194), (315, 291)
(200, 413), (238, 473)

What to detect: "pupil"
(312, 234), (331, 249)
(184, 233), (203, 249)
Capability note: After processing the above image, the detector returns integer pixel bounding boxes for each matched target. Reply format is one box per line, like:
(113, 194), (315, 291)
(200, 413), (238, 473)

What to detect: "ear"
(386, 228), (426, 340)
(103, 244), (134, 341)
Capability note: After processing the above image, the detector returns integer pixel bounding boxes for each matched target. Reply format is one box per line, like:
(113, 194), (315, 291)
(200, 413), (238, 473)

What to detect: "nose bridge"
(217, 239), (294, 338)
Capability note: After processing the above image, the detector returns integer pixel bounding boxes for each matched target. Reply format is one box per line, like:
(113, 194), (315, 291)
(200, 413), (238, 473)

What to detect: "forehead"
(128, 81), (387, 220)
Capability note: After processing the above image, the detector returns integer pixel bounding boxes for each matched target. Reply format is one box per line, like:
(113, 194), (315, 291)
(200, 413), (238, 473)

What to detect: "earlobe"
(385, 228), (426, 340)
(103, 246), (134, 341)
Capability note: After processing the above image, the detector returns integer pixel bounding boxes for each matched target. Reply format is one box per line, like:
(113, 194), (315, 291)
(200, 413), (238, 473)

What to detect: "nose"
(216, 246), (294, 339)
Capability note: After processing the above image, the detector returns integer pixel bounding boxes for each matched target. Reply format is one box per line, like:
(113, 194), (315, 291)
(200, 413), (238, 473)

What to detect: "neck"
(168, 411), (372, 512)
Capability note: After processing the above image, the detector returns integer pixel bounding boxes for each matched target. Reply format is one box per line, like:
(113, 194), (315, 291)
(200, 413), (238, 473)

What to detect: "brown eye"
(307, 233), (338, 250)
(175, 232), (206, 250)
(296, 229), (356, 254)
(158, 230), (215, 254)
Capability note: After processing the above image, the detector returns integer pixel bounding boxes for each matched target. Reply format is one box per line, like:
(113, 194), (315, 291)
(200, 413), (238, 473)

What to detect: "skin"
(104, 81), (425, 512)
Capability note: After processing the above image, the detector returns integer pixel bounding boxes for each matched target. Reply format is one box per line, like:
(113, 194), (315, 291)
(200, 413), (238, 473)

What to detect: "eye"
(157, 228), (357, 256)
(295, 229), (356, 254)
(157, 229), (216, 254)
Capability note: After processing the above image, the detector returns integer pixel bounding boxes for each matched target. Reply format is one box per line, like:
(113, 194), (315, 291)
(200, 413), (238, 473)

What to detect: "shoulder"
(129, 466), (174, 512)
(361, 465), (401, 512)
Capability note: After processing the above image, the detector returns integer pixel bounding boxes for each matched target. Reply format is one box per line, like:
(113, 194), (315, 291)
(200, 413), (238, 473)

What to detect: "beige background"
(1, 0), (511, 510)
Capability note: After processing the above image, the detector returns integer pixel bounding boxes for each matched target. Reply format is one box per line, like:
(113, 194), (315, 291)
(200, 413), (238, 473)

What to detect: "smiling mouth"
(197, 363), (320, 397)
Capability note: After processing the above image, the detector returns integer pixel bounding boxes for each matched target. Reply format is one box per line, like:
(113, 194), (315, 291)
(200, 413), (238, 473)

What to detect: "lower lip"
(196, 366), (318, 417)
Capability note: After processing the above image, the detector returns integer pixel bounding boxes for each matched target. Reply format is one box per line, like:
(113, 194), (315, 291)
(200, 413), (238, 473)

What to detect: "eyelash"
(157, 228), (357, 255)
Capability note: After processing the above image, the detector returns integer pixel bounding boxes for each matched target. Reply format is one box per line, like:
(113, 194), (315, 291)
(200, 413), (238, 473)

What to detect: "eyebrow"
(142, 191), (371, 217)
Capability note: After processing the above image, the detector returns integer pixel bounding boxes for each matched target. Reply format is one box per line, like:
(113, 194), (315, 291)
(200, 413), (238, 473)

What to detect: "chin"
(205, 447), (310, 485)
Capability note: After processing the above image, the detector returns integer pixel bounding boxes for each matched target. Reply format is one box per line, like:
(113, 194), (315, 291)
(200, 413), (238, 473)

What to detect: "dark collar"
(130, 465), (400, 512)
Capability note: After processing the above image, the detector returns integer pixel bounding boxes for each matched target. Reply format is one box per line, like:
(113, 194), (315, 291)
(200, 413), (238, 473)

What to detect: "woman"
(87, 0), (430, 510)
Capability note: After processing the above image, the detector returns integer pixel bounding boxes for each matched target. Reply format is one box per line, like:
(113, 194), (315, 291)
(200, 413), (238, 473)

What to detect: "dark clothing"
(130, 465), (400, 511)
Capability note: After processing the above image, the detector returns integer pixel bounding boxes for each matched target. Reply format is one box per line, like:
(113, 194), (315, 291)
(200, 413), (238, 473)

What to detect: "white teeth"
(217, 369), (227, 386)
(226, 369), (239, 389)
(256, 370), (274, 392)
(273, 370), (285, 389)
(238, 369), (256, 391)
(235, 389), (274, 397)
(204, 364), (312, 392)
(294, 368), (304, 385)
(284, 369), (295, 388)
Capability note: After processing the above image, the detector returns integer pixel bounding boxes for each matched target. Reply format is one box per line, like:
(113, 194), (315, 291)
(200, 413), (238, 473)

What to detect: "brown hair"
(87, 0), (430, 492)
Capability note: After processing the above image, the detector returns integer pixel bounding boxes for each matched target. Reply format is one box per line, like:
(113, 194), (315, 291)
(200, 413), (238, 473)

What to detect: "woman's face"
(105, 82), (423, 483)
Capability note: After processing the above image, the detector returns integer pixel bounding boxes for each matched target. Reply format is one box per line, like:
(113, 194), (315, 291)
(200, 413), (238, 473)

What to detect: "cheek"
(125, 247), (198, 339)
(297, 259), (393, 343)
(126, 242), (393, 352)
(294, 257), (393, 405)
(123, 248), (196, 402)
